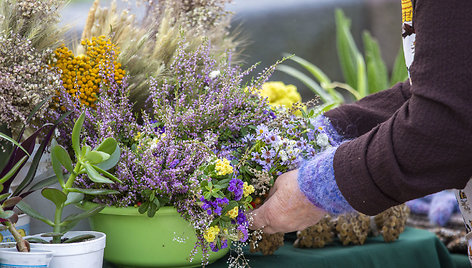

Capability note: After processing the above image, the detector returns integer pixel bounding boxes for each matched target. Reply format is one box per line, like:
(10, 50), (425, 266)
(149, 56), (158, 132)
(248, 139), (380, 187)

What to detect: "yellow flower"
(134, 132), (142, 141)
(259, 81), (301, 110)
(227, 206), (239, 219)
(215, 158), (233, 176)
(51, 36), (126, 108)
(243, 182), (255, 197)
(203, 226), (220, 243)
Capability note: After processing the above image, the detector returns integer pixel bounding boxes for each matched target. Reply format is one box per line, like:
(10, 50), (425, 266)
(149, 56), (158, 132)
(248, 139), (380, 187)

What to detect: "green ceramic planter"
(85, 203), (229, 267)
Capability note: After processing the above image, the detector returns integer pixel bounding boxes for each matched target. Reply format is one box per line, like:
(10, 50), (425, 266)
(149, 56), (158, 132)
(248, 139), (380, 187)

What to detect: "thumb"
(249, 195), (274, 230)
(265, 180), (278, 200)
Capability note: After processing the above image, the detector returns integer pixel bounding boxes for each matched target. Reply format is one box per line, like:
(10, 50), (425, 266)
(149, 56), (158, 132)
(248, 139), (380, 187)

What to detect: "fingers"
(249, 200), (270, 231)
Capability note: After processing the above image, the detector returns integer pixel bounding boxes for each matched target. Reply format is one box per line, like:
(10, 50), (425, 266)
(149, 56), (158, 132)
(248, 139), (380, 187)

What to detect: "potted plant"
(17, 112), (121, 268)
(0, 102), (68, 266)
(0, 139), (53, 268)
(29, 1), (337, 267)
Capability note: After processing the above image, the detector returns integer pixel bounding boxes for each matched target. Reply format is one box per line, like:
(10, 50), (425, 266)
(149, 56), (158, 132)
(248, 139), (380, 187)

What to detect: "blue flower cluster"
(200, 196), (229, 216)
(227, 178), (244, 201)
(209, 239), (228, 252)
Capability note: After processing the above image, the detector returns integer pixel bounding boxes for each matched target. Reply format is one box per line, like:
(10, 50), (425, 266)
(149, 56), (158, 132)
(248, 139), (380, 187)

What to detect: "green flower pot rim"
(80, 201), (178, 216)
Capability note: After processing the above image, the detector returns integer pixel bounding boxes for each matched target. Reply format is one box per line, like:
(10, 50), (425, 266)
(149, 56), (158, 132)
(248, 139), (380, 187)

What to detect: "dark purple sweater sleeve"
(333, 0), (472, 215)
(325, 81), (411, 139)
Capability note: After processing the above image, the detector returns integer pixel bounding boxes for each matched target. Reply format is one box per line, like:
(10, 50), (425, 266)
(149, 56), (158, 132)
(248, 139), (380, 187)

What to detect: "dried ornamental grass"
(79, 0), (239, 109)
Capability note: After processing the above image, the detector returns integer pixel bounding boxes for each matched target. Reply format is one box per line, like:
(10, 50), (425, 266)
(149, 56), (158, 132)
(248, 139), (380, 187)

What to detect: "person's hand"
(249, 169), (327, 234)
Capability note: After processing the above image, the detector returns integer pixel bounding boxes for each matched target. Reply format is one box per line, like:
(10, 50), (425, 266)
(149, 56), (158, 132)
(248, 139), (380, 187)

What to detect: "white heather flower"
(209, 70), (220, 79)
(316, 133), (330, 148)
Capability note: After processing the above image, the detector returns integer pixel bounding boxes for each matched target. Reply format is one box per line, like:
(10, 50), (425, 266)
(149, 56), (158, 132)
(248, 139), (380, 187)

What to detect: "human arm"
(251, 0), (472, 232)
(334, 0), (472, 215)
(325, 81), (411, 139)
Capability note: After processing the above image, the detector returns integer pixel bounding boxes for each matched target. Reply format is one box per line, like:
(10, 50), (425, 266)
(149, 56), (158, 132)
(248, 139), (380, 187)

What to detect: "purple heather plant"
(47, 36), (303, 265)
(148, 40), (272, 146)
(49, 39), (271, 213)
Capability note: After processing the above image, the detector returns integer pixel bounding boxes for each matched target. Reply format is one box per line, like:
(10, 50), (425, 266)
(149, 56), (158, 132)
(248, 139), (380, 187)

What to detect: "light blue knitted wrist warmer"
(297, 145), (354, 215)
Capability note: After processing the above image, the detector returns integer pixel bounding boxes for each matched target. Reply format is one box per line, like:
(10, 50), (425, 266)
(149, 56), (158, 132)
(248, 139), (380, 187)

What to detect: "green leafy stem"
(18, 112), (122, 244)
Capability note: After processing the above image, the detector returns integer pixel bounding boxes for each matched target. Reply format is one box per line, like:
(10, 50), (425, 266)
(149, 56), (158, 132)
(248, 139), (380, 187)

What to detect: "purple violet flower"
(209, 242), (219, 252)
(228, 178), (244, 201)
(237, 225), (249, 242)
(236, 210), (247, 225)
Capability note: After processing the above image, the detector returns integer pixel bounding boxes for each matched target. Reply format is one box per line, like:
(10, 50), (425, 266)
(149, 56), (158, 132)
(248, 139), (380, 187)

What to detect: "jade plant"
(0, 100), (70, 252)
(17, 112), (121, 244)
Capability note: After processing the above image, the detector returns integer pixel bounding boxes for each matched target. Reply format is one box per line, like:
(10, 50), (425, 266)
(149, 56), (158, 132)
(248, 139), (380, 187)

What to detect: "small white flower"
(209, 70), (220, 79)
(150, 138), (159, 150)
(280, 151), (288, 162)
(316, 133), (330, 147)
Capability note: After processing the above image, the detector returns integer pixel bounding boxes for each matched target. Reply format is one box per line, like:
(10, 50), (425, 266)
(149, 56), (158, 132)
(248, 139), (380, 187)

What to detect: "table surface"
(105, 227), (469, 268)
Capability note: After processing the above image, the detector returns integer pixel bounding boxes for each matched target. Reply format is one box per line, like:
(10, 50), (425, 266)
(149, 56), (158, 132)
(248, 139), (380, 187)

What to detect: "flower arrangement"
(189, 103), (337, 259)
(43, 23), (335, 266)
(1, 0), (340, 266)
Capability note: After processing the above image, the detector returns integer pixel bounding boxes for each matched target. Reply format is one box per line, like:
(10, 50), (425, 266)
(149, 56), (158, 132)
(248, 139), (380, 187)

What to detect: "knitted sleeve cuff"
(297, 145), (354, 215)
(311, 114), (344, 146)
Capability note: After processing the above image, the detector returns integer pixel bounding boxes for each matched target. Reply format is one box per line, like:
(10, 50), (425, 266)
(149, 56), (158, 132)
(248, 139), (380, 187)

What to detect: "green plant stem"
(65, 163), (81, 190)
(5, 221), (29, 252)
(52, 163), (81, 243)
(52, 204), (64, 243)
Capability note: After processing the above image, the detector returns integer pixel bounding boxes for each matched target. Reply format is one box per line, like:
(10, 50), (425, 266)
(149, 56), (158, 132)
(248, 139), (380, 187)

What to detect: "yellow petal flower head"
(203, 225), (220, 243)
(215, 158), (233, 176)
(227, 206), (239, 219)
(243, 182), (255, 197)
(259, 81), (301, 110)
(51, 36), (126, 108)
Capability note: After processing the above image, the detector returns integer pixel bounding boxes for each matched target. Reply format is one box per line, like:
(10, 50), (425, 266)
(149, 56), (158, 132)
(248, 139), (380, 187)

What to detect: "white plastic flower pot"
(0, 214), (30, 242)
(0, 246), (53, 268)
(28, 231), (106, 268)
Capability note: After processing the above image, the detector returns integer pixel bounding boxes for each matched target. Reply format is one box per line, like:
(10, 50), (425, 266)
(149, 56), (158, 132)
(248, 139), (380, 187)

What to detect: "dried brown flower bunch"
(335, 213), (371, 245)
(294, 204), (410, 250)
(249, 232), (284, 255)
(373, 204), (410, 242)
(294, 214), (334, 248)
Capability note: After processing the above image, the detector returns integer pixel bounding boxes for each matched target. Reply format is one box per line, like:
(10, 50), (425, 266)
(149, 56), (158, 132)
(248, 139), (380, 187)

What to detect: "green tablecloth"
(209, 227), (466, 268)
(104, 227), (469, 267)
